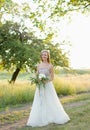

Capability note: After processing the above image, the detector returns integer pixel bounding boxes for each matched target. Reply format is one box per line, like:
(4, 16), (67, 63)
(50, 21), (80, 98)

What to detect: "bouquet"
(30, 73), (49, 89)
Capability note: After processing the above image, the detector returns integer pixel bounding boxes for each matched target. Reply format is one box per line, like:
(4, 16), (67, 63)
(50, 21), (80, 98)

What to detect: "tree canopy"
(0, 0), (90, 82)
(0, 22), (69, 70)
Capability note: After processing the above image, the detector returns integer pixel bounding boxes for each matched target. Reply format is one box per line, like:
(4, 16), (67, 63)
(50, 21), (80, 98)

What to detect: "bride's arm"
(49, 64), (54, 81)
(36, 64), (39, 75)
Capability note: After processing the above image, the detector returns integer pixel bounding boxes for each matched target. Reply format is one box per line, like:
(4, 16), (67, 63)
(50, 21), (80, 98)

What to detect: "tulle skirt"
(27, 81), (70, 127)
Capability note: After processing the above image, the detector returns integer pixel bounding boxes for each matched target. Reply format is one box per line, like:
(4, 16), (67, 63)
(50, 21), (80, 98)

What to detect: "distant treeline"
(62, 69), (90, 75)
(0, 68), (90, 81)
(54, 67), (90, 75)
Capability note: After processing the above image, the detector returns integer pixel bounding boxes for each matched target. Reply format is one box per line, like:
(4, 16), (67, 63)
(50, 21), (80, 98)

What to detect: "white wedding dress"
(27, 67), (70, 127)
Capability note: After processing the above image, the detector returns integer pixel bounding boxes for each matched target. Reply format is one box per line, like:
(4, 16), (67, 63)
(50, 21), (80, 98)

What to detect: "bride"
(27, 50), (70, 127)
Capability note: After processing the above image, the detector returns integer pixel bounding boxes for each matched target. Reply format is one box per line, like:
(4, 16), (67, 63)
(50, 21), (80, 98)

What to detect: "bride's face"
(41, 52), (48, 62)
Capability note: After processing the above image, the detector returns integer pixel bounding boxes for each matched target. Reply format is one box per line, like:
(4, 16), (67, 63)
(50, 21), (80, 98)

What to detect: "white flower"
(38, 73), (46, 79)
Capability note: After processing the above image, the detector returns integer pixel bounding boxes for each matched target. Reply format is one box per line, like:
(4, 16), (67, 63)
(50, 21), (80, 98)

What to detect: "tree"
(0, 0), (5, 8)
(1, 0), (90, 43)
(0, 22), (69, 83)
(49, 0), (90, 17)
(0, 22), (42, 82)
(0, 0), (89, 83)
(1, 0), (90, 34)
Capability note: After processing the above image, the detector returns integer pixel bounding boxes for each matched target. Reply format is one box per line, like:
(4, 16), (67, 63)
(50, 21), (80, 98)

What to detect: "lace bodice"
(38, 67), (50, 77)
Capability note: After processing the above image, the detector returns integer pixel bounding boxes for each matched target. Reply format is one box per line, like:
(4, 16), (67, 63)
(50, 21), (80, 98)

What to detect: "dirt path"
(0, 118), (27, 130)
(0, 104), (31, 130)
(0, 97), (90, 130)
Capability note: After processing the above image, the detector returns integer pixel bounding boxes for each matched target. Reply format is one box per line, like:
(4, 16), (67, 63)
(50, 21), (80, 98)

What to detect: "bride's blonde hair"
(41, 50), (50, 63)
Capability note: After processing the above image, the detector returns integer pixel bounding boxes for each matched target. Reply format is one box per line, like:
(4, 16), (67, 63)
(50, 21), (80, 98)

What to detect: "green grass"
(18, 93), (90, 130)
(0, 110), (29, 124)
(0, 71), (29, 80)
(0, 93), (90, 130)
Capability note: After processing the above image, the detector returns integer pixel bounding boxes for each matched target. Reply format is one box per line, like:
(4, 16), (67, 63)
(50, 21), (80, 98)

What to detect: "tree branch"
(84, 3), (90, 8)
(67, 3), (90, 12)
(50, 3), (90, 18)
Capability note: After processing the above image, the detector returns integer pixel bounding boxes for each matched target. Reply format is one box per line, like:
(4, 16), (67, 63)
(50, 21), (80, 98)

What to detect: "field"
(0, 70), (90, 109)
(0, 69), (90, 130)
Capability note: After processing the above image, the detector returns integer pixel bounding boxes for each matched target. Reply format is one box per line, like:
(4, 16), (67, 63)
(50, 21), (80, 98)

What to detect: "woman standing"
(27, 50), (70, 127)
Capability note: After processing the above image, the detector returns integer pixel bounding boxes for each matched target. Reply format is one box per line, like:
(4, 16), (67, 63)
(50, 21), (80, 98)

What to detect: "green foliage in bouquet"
(30, 73), (49, 89)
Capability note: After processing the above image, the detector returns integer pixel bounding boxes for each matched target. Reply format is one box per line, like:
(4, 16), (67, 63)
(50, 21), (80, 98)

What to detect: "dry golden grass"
(54, 74), (90, 95)
(0, 74), (90, 108)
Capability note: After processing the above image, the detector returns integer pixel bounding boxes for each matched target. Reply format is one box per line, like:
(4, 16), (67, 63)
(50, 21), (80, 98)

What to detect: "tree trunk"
(9, 32), (23, 84)
(9, 68), (20, 84)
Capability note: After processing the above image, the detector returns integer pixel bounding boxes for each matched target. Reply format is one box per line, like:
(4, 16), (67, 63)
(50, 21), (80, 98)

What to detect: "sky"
(61, 12), (90, 69)
(48, 11), (90, 69)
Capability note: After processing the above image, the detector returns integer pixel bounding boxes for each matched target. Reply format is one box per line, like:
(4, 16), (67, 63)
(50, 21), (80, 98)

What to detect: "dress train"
(27, 81), (70, 127)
